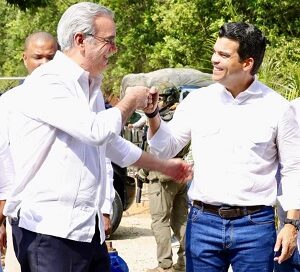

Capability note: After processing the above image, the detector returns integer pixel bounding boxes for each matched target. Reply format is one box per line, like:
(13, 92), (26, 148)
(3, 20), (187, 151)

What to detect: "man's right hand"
(124, 86), (156, 110)
(143, 86), (159, 115)
(116, 86), (157, 125)
(161, 158), (193, 183)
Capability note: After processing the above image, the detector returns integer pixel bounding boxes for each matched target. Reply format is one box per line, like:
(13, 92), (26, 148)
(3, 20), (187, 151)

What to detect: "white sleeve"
(0, 133), (14, 200)
(277, 99), (300, 210)
(101, 158), (115, 215)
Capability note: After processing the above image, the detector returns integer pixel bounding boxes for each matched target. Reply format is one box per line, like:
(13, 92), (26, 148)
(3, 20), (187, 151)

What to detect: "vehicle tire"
(111, 191), (123, 234)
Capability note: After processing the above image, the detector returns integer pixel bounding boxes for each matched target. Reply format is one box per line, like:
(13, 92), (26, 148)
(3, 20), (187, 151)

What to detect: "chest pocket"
(238, 126), (274, 160)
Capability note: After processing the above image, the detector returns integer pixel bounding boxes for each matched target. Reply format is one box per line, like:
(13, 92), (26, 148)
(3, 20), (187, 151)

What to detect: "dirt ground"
(109, 198), (180, 272)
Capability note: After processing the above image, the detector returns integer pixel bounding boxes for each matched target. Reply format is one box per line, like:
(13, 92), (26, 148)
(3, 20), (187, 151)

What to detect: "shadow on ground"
(111, 225), (153, 240)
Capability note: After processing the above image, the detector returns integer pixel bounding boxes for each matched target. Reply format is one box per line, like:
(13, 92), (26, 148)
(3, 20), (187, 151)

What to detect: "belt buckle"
(218, 206), (239, 219)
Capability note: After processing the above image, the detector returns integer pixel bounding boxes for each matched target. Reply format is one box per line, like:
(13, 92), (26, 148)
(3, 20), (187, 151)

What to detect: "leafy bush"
(259, 38), (300, 100)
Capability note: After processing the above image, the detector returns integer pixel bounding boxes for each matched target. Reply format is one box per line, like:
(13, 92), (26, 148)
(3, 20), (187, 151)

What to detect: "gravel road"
(108, 202), (177, 272)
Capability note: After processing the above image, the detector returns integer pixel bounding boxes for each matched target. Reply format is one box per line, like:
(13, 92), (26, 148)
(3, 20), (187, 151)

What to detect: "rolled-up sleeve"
(106, 136), (142, 168)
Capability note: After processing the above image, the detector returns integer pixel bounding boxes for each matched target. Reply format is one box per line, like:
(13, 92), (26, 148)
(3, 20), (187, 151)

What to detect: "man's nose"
(211, 52), (219, 64)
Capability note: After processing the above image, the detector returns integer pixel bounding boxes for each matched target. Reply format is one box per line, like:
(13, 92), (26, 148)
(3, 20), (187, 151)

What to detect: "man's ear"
(73, 33), (85, 48)
(22, 53), (28, 67)
(243, 57), (254, 72)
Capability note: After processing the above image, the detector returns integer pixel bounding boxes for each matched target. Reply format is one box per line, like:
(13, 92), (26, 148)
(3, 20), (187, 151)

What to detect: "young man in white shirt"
(144, 22), (300, 272)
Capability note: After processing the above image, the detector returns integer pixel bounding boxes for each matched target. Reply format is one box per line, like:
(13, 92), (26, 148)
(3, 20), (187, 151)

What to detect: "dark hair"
(219, 22), (267, 75)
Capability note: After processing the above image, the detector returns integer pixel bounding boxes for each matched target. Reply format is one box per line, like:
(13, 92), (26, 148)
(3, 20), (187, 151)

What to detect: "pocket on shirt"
(195, 126), (221, 145)
(244, 127), (274, 158)
(248, 128), (273, 144)
(199, 126), (220, 137)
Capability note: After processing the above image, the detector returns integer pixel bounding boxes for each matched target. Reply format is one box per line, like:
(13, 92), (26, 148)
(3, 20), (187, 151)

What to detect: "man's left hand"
(103, 213), (112, 238)
(274, 224), (297, 263)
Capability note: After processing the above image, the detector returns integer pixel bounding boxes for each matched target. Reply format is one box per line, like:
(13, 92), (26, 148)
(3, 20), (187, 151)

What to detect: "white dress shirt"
(0, 51), (142, 243)
(0, 133), (14, 200)
(149, 80), (300, 210)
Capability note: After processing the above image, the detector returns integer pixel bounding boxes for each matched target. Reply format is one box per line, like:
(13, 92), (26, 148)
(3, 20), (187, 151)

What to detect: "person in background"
(144, 88), (191, 272)
(274, 97), (300, 272)
(0, 134), (14, 272)
(145, 144), (190, 272)
(0, 2), (192, 272)
(144, 22), (300, 272)
(22, 31), (58, 74)
(3, 31), (58, 272)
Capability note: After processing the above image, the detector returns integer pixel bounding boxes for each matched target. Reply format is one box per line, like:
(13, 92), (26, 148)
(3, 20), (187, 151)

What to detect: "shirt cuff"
(101, 202), (112, 215)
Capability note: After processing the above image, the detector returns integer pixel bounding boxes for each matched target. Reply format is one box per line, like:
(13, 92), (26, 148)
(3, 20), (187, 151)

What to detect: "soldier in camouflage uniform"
(142, 87), (192, 272)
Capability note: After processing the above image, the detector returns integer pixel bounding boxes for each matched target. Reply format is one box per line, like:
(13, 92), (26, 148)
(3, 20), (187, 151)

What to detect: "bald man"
(22, 31), (58, 74)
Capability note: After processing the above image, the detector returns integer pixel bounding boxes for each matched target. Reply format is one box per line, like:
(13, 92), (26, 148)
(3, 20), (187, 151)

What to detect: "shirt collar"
(221, 76), (263, 104)
(54, 51), (103, 97)
(53, 51), (85, 81)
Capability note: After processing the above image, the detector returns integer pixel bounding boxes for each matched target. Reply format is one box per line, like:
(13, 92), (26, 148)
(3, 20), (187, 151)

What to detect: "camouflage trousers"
(148, 179), (188, 270)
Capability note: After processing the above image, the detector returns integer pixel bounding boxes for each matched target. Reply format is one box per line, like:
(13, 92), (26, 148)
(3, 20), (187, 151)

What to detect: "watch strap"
(284, 218), (300, 231)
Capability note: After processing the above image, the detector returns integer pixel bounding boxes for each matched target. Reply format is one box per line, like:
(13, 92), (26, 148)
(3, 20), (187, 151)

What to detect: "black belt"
(193, 200), (266, 219)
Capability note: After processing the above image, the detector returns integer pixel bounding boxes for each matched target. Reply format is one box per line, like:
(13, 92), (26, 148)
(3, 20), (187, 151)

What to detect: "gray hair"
(57, 2), (114, 52)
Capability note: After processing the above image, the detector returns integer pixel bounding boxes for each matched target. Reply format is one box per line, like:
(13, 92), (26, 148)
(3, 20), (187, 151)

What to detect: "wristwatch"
(284, 218), (300, 231)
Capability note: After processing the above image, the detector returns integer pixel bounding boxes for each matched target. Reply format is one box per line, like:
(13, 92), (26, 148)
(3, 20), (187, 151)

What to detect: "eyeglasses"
(86, 34), (116, 47)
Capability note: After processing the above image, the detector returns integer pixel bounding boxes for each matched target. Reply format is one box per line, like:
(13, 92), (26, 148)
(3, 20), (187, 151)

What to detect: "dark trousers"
(11, 216), (111, 272)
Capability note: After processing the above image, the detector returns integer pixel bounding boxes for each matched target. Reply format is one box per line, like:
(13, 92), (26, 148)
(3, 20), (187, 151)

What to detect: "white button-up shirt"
(149, 80), (300, 210)
(0, 133), (14, 200)
(0, 51), (142, 243)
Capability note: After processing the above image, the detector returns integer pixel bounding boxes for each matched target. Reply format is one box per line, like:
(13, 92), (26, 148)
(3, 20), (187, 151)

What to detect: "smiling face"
(83, 16), (117, 77)
(211, 37), (253, 96)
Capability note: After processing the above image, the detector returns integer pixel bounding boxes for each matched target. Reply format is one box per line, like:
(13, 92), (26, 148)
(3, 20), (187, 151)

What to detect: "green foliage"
(0, 78), (22, 94)
(259, 38), (300, 100)
(1, 0), (299, 97)
(5, 0), (49, 10)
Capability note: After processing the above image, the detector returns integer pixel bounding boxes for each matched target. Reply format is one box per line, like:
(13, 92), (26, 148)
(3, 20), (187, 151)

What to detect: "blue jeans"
(186, 205), (276, 272)
(274, 248), (300, 272)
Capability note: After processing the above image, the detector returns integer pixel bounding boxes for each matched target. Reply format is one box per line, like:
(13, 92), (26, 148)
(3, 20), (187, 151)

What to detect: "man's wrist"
(145, 107), (159, 118)
(284, 218), (300, 231)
